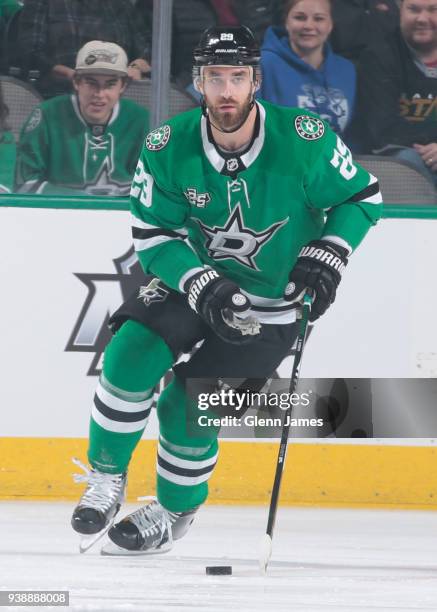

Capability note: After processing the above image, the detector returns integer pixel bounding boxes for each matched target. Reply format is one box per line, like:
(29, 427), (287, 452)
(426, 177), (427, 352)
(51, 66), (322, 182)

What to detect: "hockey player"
(71, 25), (383, 554)
(15, 41), (149, 196)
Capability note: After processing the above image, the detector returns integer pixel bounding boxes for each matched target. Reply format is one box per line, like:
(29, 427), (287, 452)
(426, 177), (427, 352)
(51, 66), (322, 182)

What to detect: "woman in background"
(0, 83), (16, 193)
(259, 0), (356, 136)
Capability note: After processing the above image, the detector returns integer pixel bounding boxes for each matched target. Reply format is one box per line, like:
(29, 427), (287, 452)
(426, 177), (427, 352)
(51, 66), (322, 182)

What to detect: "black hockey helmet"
(192, 25), (261, 80)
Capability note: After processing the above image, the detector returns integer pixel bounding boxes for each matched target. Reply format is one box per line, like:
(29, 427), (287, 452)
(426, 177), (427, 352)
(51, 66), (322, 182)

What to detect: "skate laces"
(130, 497), (176, 547)
(72, 458), (125, 512)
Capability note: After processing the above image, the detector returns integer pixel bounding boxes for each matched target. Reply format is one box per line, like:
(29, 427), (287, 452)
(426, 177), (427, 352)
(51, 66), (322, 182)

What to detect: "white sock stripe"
(158, 442), (218, 470)
(91, 407), (149, 434)
(156, 463), (212, 486)
(100, 374), (153, 402)
(96, 382), (154, 414)
(159, 436), (212, 456)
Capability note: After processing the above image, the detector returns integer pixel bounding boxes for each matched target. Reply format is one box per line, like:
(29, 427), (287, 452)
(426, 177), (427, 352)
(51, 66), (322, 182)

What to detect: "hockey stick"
(258, 292), (313, 573)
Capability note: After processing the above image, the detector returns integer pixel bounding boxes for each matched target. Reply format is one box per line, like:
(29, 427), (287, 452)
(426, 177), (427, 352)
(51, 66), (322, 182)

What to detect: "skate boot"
(71, 458), (126, 553)
(101, 498), (198, 556)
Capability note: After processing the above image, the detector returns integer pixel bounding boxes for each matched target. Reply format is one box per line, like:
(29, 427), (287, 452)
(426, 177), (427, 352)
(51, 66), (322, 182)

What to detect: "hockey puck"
(205, 566), (232, 575)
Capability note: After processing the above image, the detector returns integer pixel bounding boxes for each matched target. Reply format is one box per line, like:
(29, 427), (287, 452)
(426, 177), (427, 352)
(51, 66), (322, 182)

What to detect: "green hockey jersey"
(16, 95), (149, 196)
(130, 101), (382, 324)
(0, 131), (16, 193)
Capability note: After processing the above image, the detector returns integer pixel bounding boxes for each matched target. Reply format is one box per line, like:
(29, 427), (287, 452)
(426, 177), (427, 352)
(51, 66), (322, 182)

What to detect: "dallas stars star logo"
(198, 204), (288, 271)
(295, 115), (325, 141)
(65, 248), (144, 375)
(138, 278), (169, 306)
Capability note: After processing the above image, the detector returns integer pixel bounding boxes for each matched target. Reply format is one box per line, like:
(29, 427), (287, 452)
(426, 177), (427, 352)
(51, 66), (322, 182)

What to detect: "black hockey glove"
(185, 268), (261, 344)
(284, 239), (349, 321)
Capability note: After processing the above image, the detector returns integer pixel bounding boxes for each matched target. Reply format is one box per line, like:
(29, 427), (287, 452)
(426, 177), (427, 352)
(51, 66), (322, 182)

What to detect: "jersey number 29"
(330, 137), (357, 181)
(131, 159), (154, 208)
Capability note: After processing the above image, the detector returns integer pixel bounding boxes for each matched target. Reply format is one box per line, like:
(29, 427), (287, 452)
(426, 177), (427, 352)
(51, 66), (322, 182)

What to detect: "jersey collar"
(71, 95), (120, 131)
(200, 101), (265, 175)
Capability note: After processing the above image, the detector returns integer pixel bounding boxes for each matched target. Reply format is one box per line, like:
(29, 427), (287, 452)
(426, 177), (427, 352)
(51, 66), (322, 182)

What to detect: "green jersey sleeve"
(130, 149), (205, 291)
(304, 127), (383, 251)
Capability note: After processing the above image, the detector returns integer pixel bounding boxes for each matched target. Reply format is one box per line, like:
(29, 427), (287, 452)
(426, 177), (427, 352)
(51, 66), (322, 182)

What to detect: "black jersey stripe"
(157, 455), (216, 478)
(349, 181), (380, 202)
(132, 227), (182, 240)
(94, 394), (151, 423)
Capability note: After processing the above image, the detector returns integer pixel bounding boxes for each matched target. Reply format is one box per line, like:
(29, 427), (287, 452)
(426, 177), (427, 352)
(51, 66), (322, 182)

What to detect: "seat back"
(356, 155), (437, 205)
(0, 76), (43, 141)
(123, 79), (197, 119)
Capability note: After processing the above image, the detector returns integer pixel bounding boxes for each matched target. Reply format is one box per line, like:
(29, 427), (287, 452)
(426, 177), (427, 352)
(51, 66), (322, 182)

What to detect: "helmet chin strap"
(201, 97), (256, 134)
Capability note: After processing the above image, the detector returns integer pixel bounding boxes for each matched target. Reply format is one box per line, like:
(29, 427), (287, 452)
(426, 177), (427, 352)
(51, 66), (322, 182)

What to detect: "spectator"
(330, 0), (400, 64)
(15, 41), (149, 196)
(0, 82), (16, 193)
(134, 0), (279, 92)
(259, 0), (356, 135)
(18, 0), (151, 98)
(356, 0), (437, 183)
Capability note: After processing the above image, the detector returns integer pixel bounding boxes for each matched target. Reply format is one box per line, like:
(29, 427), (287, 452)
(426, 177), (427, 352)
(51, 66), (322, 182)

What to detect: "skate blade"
(79, 523), (112, 554)
(100, 540), (173, 556)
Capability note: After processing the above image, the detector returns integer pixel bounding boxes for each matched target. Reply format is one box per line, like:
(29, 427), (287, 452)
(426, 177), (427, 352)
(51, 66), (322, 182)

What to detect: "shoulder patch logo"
(294, 115), (325, 141)
(25, 108), (43, 133)
(145, 125), (171, 151)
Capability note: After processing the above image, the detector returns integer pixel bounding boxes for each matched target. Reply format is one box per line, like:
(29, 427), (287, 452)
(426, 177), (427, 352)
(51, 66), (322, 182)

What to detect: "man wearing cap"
(15, 41), (149, 196)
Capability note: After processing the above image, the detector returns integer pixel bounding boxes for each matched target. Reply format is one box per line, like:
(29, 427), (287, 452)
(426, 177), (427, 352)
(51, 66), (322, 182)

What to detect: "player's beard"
(206, 92), (253, 133)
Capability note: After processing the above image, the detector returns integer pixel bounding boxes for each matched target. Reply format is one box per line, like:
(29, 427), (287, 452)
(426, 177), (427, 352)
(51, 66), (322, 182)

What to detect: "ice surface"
(1, 502), (437, 611)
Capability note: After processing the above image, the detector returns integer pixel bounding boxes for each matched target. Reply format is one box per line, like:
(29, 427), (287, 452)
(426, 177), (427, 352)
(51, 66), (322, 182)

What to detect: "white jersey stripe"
(133, 235), (182, 252)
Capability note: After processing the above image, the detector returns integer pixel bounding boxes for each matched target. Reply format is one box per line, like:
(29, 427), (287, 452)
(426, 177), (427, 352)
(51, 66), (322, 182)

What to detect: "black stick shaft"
(265, 297), (312, 538)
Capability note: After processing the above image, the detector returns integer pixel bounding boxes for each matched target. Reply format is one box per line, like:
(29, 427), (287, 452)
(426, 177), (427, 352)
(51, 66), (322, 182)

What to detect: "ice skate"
(71, 458), (127, 553)
(101, 498), (198, 556)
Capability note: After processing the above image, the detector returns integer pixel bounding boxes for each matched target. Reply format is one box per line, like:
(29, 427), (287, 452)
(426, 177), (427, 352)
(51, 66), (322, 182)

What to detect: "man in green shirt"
(15, 40), (149, 196)
(71, 26), (383, 555)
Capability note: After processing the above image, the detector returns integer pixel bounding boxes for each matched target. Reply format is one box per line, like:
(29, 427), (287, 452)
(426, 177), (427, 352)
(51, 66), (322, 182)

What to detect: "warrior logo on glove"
(186, 268), (261, 344)
(285, 239), (349, 322)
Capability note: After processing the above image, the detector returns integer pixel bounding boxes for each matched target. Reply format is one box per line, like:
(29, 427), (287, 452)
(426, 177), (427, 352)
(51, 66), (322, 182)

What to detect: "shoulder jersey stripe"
(349, 175), (382, 204)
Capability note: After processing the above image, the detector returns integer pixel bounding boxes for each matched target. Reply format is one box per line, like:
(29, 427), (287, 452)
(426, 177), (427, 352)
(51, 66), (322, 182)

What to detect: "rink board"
(1, 205), (437, 505)
(2, 438), (437, 509)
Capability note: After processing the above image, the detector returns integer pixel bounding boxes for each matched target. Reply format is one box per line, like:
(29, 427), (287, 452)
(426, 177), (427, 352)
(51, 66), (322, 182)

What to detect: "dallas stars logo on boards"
(198, 204), (288, 271)
(65, 248), (145, 375)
